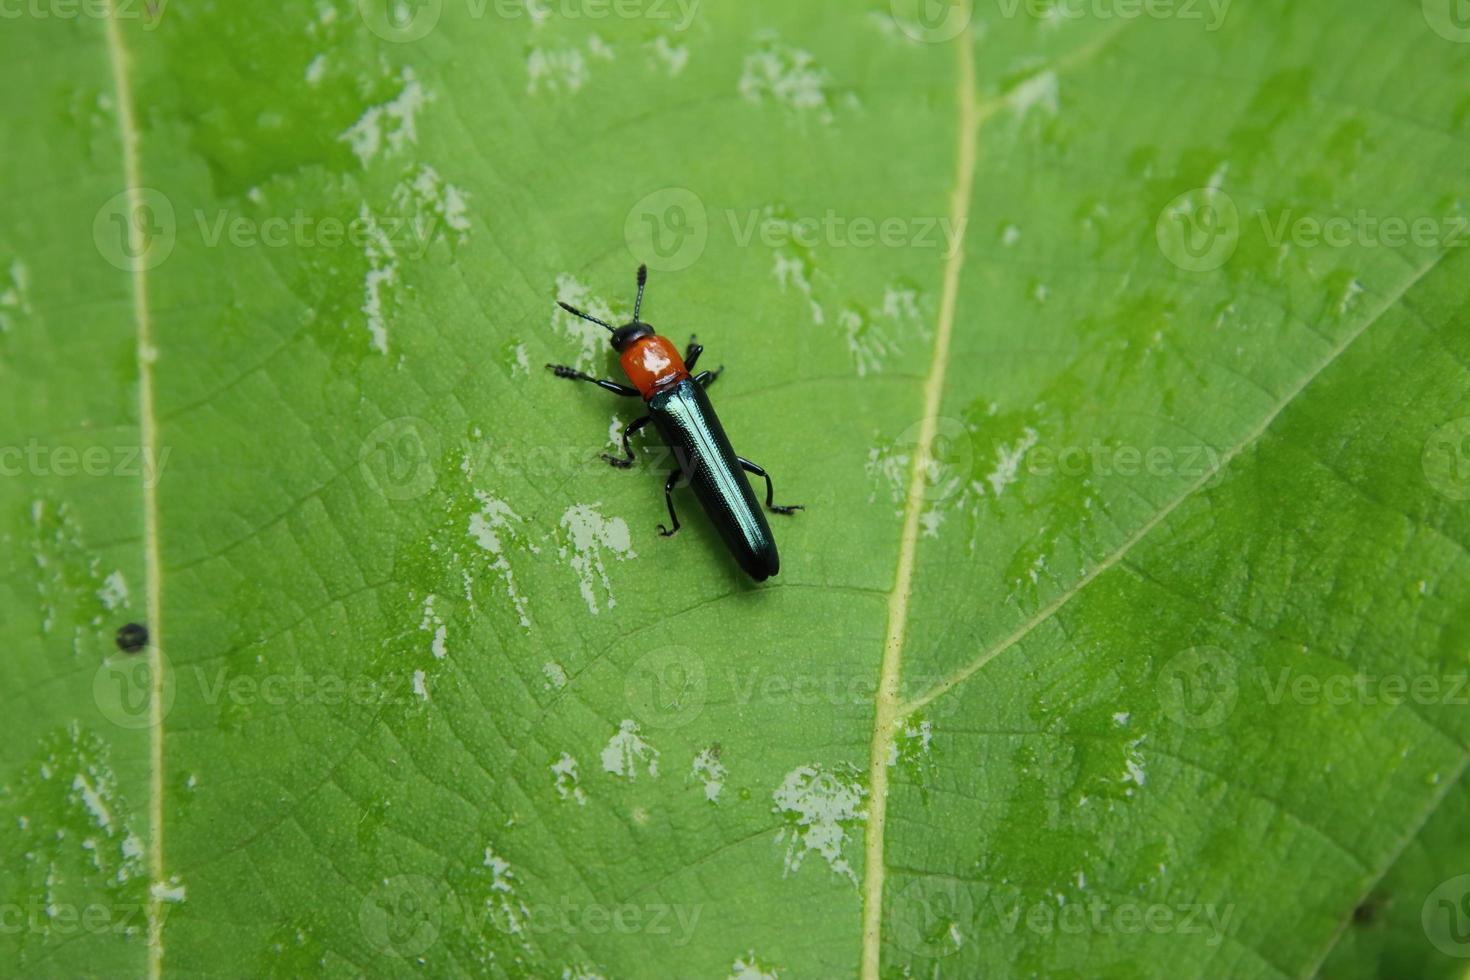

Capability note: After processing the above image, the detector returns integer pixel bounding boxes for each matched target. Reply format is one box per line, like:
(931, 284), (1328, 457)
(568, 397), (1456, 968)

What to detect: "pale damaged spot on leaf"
(984, 426), (1039, 497)
(96, 570), (129, 612)
(551, 753), (588, 805)
(468, 491), (537, 629)
(647, 35), (689, 76)
(0, 257), (31, 332)
(356, 204), (397, 354)
(771, 763), (867, 885)
(419, 594), (447, 660)
(739, 37), (834, 122)
(338, 66), (429, 167)
(557, 503), (634, 614)
(729, 950), (780, 979)
(1008, 69), (1059, 120)
(150, 877), (187, 904)
(481, 844), (532, 943)
(601, 719), (659, 779)
(554, 273), (622, 370)
(841, 283), (925, 377)
(391, 164), (472, 246)
(690, 746), (726, 803)
(527, 36), (613, 97)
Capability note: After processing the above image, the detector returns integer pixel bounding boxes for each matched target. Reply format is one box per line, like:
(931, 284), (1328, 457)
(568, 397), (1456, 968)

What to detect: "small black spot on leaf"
(1353, 896), (1384, 926)
(115, 622), (148, 653)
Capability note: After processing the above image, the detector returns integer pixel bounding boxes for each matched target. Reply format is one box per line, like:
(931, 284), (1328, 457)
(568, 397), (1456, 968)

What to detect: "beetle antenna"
(632, 264), (648, 323)
(556, 300), (614, 333)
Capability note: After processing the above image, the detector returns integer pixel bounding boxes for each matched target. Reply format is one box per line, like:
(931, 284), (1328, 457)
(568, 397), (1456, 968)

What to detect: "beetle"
(547, 265), (801, 581)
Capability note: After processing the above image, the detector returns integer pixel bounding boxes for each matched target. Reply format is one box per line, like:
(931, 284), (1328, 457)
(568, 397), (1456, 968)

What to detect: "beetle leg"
(657, 468), (683, 537)
(602, 415), (651, 469)
(738, 457), (803, 514)
(683, 336), (703, 371)
(694, 367), (724, 388)
(545, 364), (641, 397)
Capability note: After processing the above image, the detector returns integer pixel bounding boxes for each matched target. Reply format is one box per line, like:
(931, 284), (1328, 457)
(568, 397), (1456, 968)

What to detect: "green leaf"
(4, 0), (1470, 976)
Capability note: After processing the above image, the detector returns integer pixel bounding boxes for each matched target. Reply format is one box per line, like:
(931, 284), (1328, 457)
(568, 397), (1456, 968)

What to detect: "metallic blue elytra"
(648, 377), (780, 581)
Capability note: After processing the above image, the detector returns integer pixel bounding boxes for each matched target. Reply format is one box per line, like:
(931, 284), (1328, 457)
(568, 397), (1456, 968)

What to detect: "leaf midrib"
(102, 8), (166, 978)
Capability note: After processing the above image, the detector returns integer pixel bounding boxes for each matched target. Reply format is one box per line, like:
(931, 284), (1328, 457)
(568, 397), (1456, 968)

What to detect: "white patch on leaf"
(729, 951), (780, 979)
(553, 274), (621, 370)
(468, 491), (537, 629)
(96, 570), (129, 611)
(1009, 70), (1058, 119)
(739, 38), (832, 121)
(339, 66), (429, 166)
(690, 747), (726, 803)
(771, 764), (867, 884)
(0, 258), (31, 331)
(70, 773), (113, 832)
(151, 877), (187, 903)
(557, 503), (634, 614)
(601, 719), (659, 779)
(551, 753), (587, 805)
(391, 164), (472, 246)
(419, 594), (448, 659)
(304, 53), (327, 85)
(647, 35), (689, 76)
(985, 427), (1038, 497)
(356, 204), (397, 353)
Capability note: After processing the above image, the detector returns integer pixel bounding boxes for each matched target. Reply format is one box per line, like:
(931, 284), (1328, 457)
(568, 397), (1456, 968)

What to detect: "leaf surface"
(4, 1), (1470, 976)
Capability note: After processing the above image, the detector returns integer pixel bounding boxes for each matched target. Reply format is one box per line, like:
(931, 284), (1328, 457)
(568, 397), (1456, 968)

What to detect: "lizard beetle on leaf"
(548, 265), (802, 581)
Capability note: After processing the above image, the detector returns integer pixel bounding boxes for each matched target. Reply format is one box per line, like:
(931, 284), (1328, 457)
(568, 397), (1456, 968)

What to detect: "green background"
(4, 0), (1470, 975)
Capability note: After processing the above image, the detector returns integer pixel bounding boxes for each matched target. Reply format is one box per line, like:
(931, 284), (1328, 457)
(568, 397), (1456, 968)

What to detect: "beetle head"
(610, 320), (654, 352)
